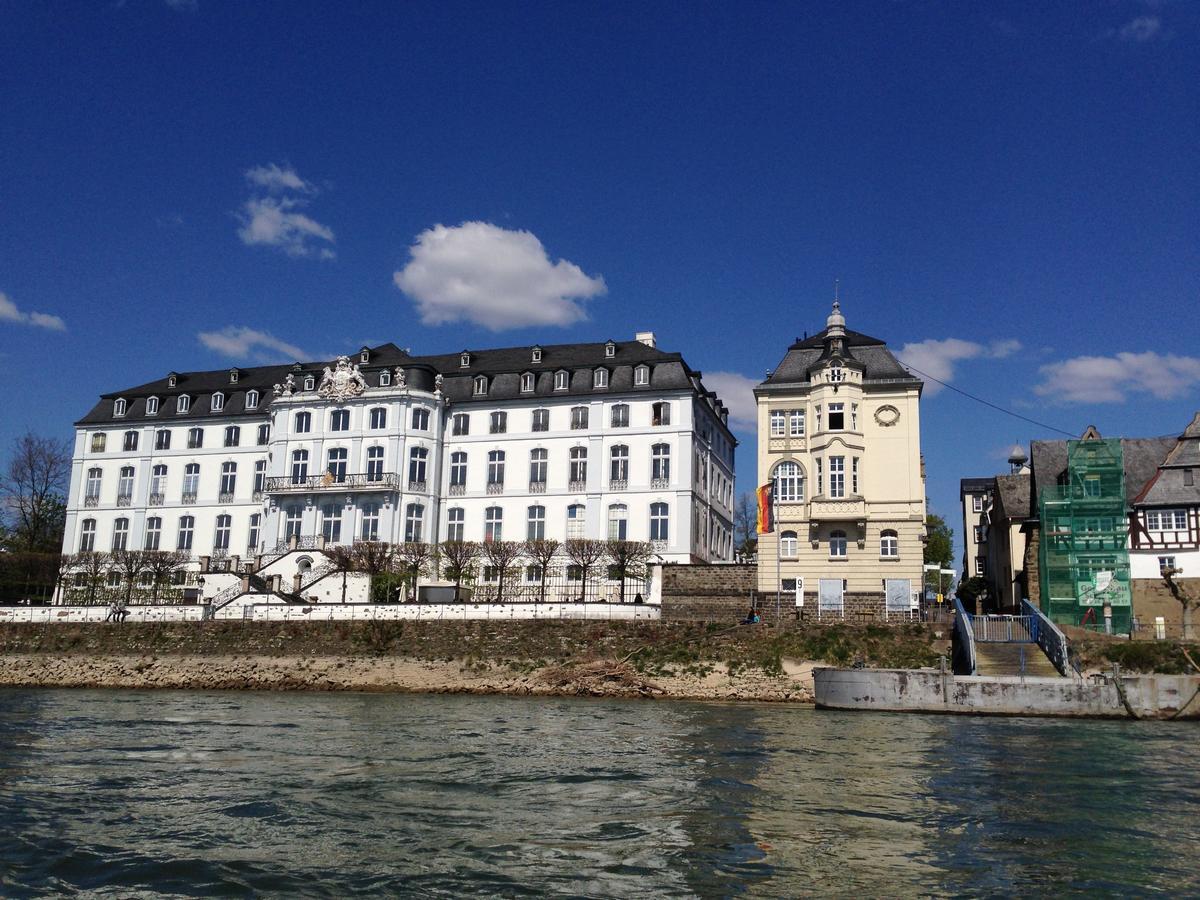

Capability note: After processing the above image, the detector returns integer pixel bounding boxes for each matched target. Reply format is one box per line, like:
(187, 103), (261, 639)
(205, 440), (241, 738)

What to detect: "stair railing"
(1022, 599), (1077, 677)
(952, 598), (977, 675)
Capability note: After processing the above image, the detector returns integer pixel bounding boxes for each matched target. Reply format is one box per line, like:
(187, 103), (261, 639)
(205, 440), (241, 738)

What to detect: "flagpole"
(774, 489), (781, 622)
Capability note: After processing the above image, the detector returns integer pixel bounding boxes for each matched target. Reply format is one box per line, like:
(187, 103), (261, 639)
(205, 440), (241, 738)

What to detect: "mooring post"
(940, 654), (950, 705)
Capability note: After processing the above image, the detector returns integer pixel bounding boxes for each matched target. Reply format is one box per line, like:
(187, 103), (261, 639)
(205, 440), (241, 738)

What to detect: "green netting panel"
(1038, 438), (1131, 631)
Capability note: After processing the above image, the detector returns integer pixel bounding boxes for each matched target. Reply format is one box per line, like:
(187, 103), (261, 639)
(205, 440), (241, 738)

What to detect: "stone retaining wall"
(660, 563), (757, 621)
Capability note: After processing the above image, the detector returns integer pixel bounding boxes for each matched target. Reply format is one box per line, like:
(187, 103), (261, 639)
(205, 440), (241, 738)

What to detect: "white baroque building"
(62, 333), (736, 575)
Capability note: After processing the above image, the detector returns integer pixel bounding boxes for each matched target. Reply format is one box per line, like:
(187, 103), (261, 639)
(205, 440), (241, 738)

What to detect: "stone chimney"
(635, 331), (656, 348)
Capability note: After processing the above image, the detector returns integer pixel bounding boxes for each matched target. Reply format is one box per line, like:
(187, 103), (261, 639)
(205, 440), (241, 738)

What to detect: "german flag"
(756, 483), (774, 534)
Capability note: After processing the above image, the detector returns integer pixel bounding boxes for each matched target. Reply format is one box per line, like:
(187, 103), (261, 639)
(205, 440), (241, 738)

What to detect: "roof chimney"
(635, 331), (656, 348)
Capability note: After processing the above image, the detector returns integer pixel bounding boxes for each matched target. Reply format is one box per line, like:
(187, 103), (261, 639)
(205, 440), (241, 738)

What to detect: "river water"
(0, 689), (1196, 897)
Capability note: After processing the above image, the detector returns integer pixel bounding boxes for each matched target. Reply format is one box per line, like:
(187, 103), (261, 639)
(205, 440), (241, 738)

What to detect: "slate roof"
(1132, 412), (1200, 506)
(1028, 436), (1176, 517)
(960, 477), (994, 497)
(992, 474), (1031, 523)
(757, 327), (921, 390)
(75, 338), (732, 439)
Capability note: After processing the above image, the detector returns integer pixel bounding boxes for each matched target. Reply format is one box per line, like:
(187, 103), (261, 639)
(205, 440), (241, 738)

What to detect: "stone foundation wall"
(660, 563), (757, 622)
(1024, 527), (1042, 608)
(1131, 577), (1198, 638)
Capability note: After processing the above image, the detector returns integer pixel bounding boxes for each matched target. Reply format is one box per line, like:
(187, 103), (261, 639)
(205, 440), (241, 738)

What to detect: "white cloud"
(1119, 16), (1161, 42)
(237, 196), (335, 260)
(244, 163), (314, 194)
(1034, 352), (1200, 404)
(0, 291), (66, 332)
(198, 326), (308, 363)
(393, 221), (606, 331)
(703, 371), (758, 431)
(896, 338), (1021, 396)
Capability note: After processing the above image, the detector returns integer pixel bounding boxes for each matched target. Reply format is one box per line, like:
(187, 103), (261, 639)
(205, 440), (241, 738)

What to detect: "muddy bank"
(0, 653), (817, 703)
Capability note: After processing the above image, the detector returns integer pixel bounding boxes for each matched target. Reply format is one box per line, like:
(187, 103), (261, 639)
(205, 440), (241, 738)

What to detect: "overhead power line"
(899, 361), (1078, 439)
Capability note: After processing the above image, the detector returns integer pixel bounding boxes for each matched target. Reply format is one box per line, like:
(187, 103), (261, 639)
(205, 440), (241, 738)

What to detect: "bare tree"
(143, 550), (189, 604)
(606, 540), (653, 603)
(325, 544), (356, 603)
(111, 549), (151, 605)
(1, 432), (71, 553)
(1162, 566), (1196, 640)
(482, 540), (524, 602)
(351, 541), (398, 601)
(439, 540), (481, 601)
(523, 538), (561, 603)
(733, 492), (758, 559)
(72, 551), (110, 605)
(396, 541), (439, 601)
(564, 539), (609, 602)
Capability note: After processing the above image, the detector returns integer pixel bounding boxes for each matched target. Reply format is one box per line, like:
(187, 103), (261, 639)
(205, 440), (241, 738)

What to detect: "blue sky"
(2, 1), (1198, 567)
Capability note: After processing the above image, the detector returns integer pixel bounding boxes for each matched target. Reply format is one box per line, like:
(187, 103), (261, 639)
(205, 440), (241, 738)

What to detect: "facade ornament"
(394, 367), (407, 389)
(874, 404), (900, 427)
(272, 373), (296, 397)
(317, 356), (368, 401)
(434, 373), (443, 393)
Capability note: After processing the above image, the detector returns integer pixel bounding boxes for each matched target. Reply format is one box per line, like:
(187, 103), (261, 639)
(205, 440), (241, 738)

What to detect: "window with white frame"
(828, 403), (845, 430)
(321, 503), (342, 543)
(322, 447), (347, 482)
(295, 411), (311, 433)
(404, 503), (424, 543)
(283, 506), (302, 540)
(571, 406), (589, 430)
(652, 402), (671, 426)
(182, 463), (199, 498)
(780, 530), (798, 557)
(150, 464), (167, 498)
(152, 428), (169, 451)
(531, 346), (542, 363)
(829, 366), (844, 383)
(851, 457), (859, 494)
(770, 411), (786, 437)
(976, 556), (987, 576)
(972, 495), (984, 513)
(829, 456), (845, 498)
(634, 365), (649, 386)
(527, 505), (545, 541)
(450, 451), (467, 487)
(253, 460), (266, 494)
(412, 407), (430, 430)
(123, 430), (138, 452)
(569, 447), (587, 485)
(529, 448), (547, 485)
(214, 514), (232, 551)
(360, 504), (380, 542)
(484, 506), (503, 542)
(610, 445), (629, 484)
(521, 372), (535, 393)
(220, 461), (237, 497)
(1159, 555), (1177, 573)
(815, 458), (823, 495)
(177, 515), (194, 550)
(370, 407), (387, 429)
(177, 395), (190, 414)
(1146, 509), (1188, 531)
(117, 466), (134, 500)
(447, 507), (465, 542)
(610, 404), (629, 428)
(608, 503), (628, 540)
(605, 341), (616, 358)
(452, 413), (469, 436)
(566, 504), (585, 539)
(814, 404), (821, 432)
(532, 408), (549, 432)
(474, 375), (488, 396)
(880, 530), (899, 558)
(224, 425), (240, 447)
(408, 447), (428, 486)
(379, 370), (391, 387)
(91, 433), (106, 453)
(773, 461), (804, 502)
(789, 410), (805, 436)
(187, 427), (203, 449)
(146, 396), (159, 415)
(79, 519), (96, 551)
(490, 411), (507, 434)
(257, 423), (269, 445)
(649, 503), (669, 541)
(144, 517), (162, 551)
(246, 390), (259, 409)
(111, 518), (129, 551)
(829, 530), (847, 558)
(291, 449), (309, 483)
(594, 368), (608, 388)
(366, 446), (384, 482)
(211, 392), (224, 412)
(248, 513), (261, 551)
(851, 403), (858, 430)
(303, 376), (315, 391)
(555, 370), (569, 390)
(330, 409), (350, 432)
(487, 450), (505, 486)
(461, 352), (471, 367)
(114, 398), (127, 417)
(652, 443), (671, 482)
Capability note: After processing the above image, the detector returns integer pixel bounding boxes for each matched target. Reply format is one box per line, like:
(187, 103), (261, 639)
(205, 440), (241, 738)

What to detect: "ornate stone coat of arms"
(317, 356), (368, 401)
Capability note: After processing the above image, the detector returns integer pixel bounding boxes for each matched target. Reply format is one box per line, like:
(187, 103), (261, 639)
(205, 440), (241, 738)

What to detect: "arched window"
(187, 427), (203, 449)
(84, 467), (102, 504)
(370, 407), (387, 429)
(527, 505), (546, 541)
(447, 507), (465, 542)
(570, 406), (589, 430)
(780, 530), (798, 557)
(111, 518), (129, 552)
(652, 402), (671, 426)
(220, 461), (237, 498)
(449, 451), (467, 489)
(79, 519), (96, 552)
(291, 449), (309, 483)
(484, 506), (502, 542)
(224, 425), (240, 447)
(649, 503), (669, 542)
(176, 515), (194, 551)
(772, 461), (805, 503)
(295, 411), (311, 433)
(593, 368), (609, 388)
(554, 370), (569, 391)
(651, 444), (671, 483)
(253, 460), (266, 495)
(405, 503), (424, 543)
(487, 450), (505, 487)
(155, 429), (171, 450)
(182, 463), (199, 501)
(366, 446), (385, 482)
(569, 447), (587, 487)
(490, 411), (507, 434)
(408, 446), (429, 487)
(246, 390), (259, 409)
(330, 409), (350, 431)
(303, 375), (315, 391)
(177, 394), (190, 414)
(520, 372), (535, 393)
(829, 530), (848, 558)
(531, 409), (549, 432)
(320, 503), (342, 543)
(634, 365), (650, 386)
(256, 423), (270, 445)
(379, 370), (392, 387)
(608, 503), (628, 540)
(360, 503), (380, 542)
(117, 466), (135, 502)
(529, 448), (547, 486)
(114, 398), (127, 417)
(150, 464), (167, 501)
(120, 430), (137, 452)
(610, 404), (629, 428)
(144, 517), (162, 551)
(326, 447), (348, 482)
(566, 503), (585, 539)
(91, 432), (107, 453)
(610, 445), (629, 485)
(146, 396), (160, 415)
(214, 514), (232, 551)
(211, 392), (224, 412)
(411, 407), (430, 430)
(880, 530), (899, 558)
(474, 375), (488, 395)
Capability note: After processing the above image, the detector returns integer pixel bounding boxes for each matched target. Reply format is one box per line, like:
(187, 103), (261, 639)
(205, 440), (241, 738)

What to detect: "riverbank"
(0, 619), (944, 702)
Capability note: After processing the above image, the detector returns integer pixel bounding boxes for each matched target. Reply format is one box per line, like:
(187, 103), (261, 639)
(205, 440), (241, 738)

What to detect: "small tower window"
(114, 398), (127, 417)
(532, 346), (542, 363)
(461, 352), (471, 368)
(830, 366), (845, 383)
(303, 375), (315, 391)
(360, 347), (370, 364)
(211, 392), (224, 412)
(167, 373), (178, 388)
(604, 341), (616, 358)
(229, 369), (240, 384)
(379, 370), (392, 387)
(246, 390), (259, 409)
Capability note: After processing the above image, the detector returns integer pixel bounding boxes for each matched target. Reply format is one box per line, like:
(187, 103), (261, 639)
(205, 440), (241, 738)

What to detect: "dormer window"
(605, 341), (616, 358)
(145, 396), (159, 416)
(303, 375), (315, 391)
(634, 365), (650, 386)
(167, 373), (178, 388)
(593, 368), (609, 389)
(520, 372), (535, 393)
(461, 352), (471, 368)
(830, 366), (845, 383)
(380, 370), (392, 386)
(229, 369), (240, 384)
(532, 346), (542, 363)
(554, 370), (569, 391)
(474, 375), (488, 395)
(113, 398), (127, 417)
(246, 390), (260, 409)
(211, 392), (225, 412)
(177, 395), (190, 414)
(360, 347), (370, 364)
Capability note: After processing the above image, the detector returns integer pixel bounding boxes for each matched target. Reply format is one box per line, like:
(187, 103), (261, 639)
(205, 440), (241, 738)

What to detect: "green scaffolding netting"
(1038, 438), (1132, 631)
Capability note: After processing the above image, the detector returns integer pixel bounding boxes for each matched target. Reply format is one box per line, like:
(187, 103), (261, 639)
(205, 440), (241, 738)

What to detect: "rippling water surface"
(0, 688), (1196, 897)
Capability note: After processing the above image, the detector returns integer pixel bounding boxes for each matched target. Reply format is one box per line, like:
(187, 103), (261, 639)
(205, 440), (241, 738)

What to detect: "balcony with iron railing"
(84, 495), (100, 508)
(448, 483), (466, 497)
(149, 493), (165, 506)
(529, 480), (547, 493)
(265, 473), (401, 493)
(408, 480), (428, 493)
(610, 478), (628, 491)
(181, 492), (198, 505)
(117, 494), (133, 507)
(486, 482), (504, 495)
(218, 492), (235, 504)
(568, 480), (586, 492)
(650, 478), (670, 490)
